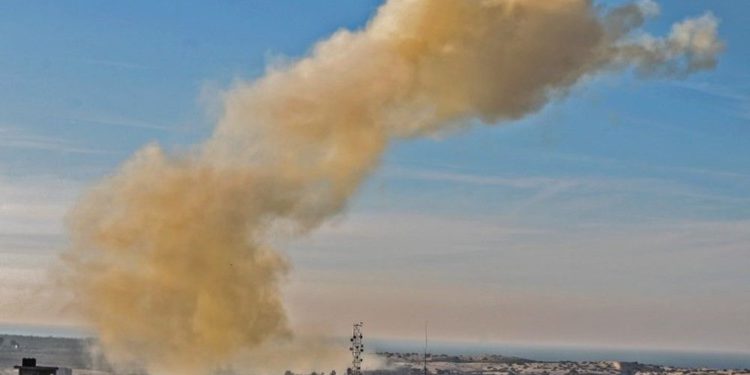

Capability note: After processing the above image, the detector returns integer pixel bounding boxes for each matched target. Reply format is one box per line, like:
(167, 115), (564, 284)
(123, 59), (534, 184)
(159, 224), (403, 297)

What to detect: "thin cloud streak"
(0, 174), (82, 236)
(386, 166), (750, 204)
(0, 127), (120, 155)
(284, 212), (750, 352)
(65, 112), (179, 131)
(670, 80), (750, 122)
(386, 167), (569, 189)
(0, 175), (79, 328)
(72, 57), (152, 70)
(531, 150), (750, 183)
(671, 80), (750, 102)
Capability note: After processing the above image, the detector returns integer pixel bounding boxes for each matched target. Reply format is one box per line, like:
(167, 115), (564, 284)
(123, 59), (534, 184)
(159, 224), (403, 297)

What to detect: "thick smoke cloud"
(60, 1), (722, 374)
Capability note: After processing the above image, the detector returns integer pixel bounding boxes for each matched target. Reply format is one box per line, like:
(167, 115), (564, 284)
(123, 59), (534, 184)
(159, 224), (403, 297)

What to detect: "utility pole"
(423, 321), (428, 375)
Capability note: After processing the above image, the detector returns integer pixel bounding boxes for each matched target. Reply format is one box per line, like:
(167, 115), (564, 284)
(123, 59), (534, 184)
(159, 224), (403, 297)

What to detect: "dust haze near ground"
(0, 335), (747, 375)
(58, 1), (722, 374)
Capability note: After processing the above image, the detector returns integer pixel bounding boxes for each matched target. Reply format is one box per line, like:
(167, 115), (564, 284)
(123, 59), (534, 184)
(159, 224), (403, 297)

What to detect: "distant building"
(14, 358), (71, 375)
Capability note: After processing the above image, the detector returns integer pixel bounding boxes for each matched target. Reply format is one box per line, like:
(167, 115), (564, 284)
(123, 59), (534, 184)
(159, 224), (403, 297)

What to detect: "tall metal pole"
(348, 322), (364, 375)
(423, 321), (428, 375)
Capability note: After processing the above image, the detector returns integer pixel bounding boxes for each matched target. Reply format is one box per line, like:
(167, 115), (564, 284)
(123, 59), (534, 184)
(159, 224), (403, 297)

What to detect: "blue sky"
(0, 1), (749, 352)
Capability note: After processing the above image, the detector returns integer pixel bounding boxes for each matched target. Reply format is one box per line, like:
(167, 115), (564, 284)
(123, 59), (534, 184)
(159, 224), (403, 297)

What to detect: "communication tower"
(347, 322), (364, 375)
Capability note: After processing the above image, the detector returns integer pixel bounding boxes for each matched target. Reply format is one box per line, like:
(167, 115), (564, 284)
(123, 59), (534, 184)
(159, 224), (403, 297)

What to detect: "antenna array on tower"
(347, 322), (364, 375)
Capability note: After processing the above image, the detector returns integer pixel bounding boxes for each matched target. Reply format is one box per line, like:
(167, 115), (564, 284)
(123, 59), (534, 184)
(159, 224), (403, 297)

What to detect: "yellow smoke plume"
(60, 0), (722, 374)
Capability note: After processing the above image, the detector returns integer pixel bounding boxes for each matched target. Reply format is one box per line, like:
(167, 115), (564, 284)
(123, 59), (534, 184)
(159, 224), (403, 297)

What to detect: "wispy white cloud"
(671, 80), (750, 102)
(479, 149), (750, 182)
(0, 174), (82, 236)
(385, 166), (750, 205)
(385, 166), (571, 189)
(671, 79), (750, 122)
(0, 174), (80, 326)
(289, 211), (750, 269)
(284, 211), (750, 351)
(65, 111), (178, 131)
(392, 149), (750, 183)
(0, 126), (120, 155)
(71, 57), (151, 70)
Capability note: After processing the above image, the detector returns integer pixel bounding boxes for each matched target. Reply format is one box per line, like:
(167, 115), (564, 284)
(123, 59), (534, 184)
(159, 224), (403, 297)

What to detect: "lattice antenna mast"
(348, 322), (364, 375)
